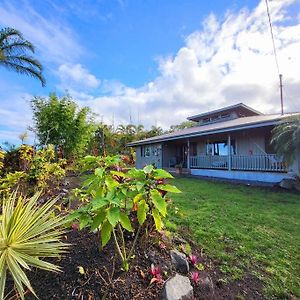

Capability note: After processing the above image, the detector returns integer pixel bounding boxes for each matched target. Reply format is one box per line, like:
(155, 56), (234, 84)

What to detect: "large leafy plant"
(70, 155), (180, 271)
(0, 192), (68, 299)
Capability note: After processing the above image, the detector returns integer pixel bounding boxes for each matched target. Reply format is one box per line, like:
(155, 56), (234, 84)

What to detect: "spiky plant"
(0, 192), (68, 299)
(0, 27), (45, 86)
(271, 115), (300, 165)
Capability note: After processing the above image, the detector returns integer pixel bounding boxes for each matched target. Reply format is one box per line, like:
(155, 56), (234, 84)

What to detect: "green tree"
(0, 27), (45, 86)
(271, 115), (300, 164)
(169, 121), (196, 132)
(31, 94), (94, 158)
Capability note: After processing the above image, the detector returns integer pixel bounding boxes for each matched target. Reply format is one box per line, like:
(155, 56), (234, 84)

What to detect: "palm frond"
(0, 61), (45, 86)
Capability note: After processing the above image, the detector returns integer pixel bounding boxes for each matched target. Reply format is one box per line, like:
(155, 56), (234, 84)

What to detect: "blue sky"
(0, 0), (300, 146)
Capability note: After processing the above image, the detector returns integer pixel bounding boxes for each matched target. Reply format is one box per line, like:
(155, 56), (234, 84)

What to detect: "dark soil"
(5, 229), (265, 300)
(4, 175), (266, 299)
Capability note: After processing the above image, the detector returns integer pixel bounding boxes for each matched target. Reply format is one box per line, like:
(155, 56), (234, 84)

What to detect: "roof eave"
(128, 119), (279, 147)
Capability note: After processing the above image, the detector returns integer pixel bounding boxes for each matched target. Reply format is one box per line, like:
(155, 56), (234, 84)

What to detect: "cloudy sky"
(0, 0), (300, 145)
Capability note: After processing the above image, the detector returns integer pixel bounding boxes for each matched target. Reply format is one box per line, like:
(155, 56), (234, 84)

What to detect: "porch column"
(228, 134), (231, 171)
(187, 139), (190, 169)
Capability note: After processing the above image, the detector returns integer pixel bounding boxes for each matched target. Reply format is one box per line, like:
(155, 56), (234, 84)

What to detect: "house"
(128, 103), (300, 183)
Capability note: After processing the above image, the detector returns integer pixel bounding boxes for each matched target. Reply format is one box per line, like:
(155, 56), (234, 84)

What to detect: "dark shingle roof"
(128, 113), (299, 146)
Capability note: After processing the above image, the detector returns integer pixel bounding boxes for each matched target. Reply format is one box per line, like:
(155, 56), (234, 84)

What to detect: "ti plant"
(0, 192), (68, 300)
(70, 155), (181, 271)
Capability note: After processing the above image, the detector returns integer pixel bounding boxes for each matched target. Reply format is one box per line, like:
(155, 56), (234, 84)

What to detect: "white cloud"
(73, 0), (300, 128)
(1, 0), (300, 145)
(0, 0), (83, 64)
(58, 64), (100, 89)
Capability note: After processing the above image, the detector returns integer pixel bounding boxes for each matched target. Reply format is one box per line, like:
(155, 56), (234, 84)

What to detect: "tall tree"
(31, 94), (94, 158)
(271, 115), (300, 164)
(0, 27), (45, 86)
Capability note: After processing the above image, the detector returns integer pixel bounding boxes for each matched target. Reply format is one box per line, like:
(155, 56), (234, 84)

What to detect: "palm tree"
(271, 115), (300, 164)
(0, 27), (45, 86)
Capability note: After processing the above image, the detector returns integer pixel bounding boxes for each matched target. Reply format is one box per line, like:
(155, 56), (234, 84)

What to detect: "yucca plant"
(0, 192), (68, 299)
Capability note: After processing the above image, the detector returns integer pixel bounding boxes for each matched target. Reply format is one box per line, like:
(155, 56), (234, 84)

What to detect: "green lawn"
(169, 177), (300, 298)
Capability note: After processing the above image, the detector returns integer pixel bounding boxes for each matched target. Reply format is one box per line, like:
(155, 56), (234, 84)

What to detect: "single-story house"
(128, 103), (300, 183)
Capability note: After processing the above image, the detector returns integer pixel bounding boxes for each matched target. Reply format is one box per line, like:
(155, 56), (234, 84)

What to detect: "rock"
(279, 178), (295, 190)
(170, 250), (189, 274)
(61, 188), (69, 194)
(172, 235), (187, 245)
(162, 274), (194, 300)
(201, 276), (214, 292)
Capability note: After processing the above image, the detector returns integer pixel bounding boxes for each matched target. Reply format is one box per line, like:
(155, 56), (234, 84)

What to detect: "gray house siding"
(135, 143), (162, 169)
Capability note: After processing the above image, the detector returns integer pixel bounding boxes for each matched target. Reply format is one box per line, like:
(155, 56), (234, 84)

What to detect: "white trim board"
(190, 169), (292, 183)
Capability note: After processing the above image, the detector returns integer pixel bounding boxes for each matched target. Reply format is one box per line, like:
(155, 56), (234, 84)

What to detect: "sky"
(0, 0), (300, 145)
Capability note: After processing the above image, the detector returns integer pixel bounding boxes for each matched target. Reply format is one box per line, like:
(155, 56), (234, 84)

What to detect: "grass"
(169, 177), (300, 298)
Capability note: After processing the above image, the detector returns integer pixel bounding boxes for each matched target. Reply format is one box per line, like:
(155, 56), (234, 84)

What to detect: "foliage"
(0, 145), (66, 197)
(0, 150), (4, 172)
(0, 191), (68, 299)
(0, 27), (45, 86)
(69, 155), (180, 271)
(31, 93), (95, 159)
(271, 115), (300, 165)
(169, 121), (196, 132)
(170, 177), (300, 298)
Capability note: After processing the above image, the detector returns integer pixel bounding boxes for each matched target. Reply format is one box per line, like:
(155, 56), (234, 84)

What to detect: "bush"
(69, 155), (181, 271)
(0, 191), (68, 299)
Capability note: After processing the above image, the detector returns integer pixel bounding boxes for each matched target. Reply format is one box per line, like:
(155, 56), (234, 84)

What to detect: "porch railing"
(190, 154), (287, 172)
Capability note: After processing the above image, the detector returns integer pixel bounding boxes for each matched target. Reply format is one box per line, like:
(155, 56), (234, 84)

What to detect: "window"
(190, 142), (197, 156)
(141, 146), (151, 157)
(206, 140), (236, 155)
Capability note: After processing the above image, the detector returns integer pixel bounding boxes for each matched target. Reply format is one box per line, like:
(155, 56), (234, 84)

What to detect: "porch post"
(228, 134), (231, 171)
(187, 139), (190, 169)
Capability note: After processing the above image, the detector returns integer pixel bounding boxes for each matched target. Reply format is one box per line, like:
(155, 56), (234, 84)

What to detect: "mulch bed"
(4, 175), (266, 299)
(5, 229), (265, 300)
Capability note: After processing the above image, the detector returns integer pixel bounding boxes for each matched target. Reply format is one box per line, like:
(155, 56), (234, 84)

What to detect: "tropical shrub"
(70, 155), (180, 271)
(0, 150), (4, 173)
(0, 145), (66, 197)
(0, 192), (68, 299)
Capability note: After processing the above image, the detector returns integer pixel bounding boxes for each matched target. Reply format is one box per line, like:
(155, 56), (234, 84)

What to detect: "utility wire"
(265, 0), (281, 76)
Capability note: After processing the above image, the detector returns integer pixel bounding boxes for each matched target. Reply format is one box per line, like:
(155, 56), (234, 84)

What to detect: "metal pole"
(279, 74), (283, 115)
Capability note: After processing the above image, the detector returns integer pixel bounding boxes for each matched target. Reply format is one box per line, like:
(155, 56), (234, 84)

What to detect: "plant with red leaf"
(189, 254), (198, 265)
(149, 264), (162, 284)
(71, 222), (79, 231)
(191, 271), (200, 284)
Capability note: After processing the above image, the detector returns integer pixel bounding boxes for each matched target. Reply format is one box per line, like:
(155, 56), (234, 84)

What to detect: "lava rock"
(279, 178), (295, 190)
(162, 274), (194, 300)
(201, 276), (214, 293)
(170, 250), (189, 274)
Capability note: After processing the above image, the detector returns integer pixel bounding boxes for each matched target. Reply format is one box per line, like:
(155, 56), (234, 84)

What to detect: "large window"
(206, 140), (236, 155)
(141, 146), (151, 157)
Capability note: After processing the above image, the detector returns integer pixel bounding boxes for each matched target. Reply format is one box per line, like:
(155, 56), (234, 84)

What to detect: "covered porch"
(162, 127), (288, 173)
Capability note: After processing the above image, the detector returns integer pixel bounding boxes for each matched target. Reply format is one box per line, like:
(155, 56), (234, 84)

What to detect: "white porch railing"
(190, 155), (228, 169)
(190, 154), (287, 172)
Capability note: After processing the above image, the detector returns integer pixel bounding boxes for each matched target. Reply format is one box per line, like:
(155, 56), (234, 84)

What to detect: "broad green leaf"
(95, 168), (104, 177)
(91, 197), (108, 210)
(90, 211), (106, 231)
(127, 168), (145, 179)
(157, 184), (181, 193)
(151, 190), (167, 217)
(105, 177), (119, 190)
(79, 214), (91, 229)
(107, 207), (120, 227)
(143, 165), (154, 174)
(119, 212), (133, 232)
(152, 208), (163, 231)
(101, 220), (112, 247)
(136, 182), (144, 191)
(137, 199), (148, 225)
(133, 193), (143, 203)
(153, 169), (174, 179)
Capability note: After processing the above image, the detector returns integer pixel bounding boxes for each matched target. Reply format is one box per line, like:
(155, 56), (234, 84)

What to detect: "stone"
(172, 235), (187, 245)
(170, 250), (189, 274)
(279, 178), (295, 190)
(147, 250), (157, 264)
(61, 188), (69, 194)
(162, 274), (194, 300)
(201, 276), (214, 292)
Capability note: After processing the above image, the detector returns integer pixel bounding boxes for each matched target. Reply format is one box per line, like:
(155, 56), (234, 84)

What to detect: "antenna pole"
(279, 74), (283, 115)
